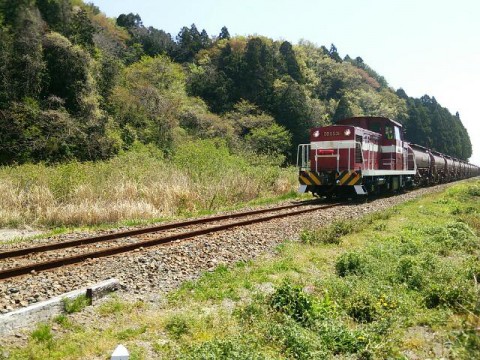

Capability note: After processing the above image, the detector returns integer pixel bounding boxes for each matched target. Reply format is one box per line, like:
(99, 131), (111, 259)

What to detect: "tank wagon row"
(297, 116), (480, 197)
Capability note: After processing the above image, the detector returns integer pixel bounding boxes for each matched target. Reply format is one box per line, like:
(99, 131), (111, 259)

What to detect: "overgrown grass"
(0, 141), (297, 228)
(62, 295), (91, 314)
(2, 179), (479, 359)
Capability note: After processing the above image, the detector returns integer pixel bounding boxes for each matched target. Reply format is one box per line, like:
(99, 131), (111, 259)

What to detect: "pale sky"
(91, 0), (480, 165)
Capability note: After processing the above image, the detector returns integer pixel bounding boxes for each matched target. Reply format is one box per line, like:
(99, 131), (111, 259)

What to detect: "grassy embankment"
(1, 180), (479, 359)
(0, 140), (297, 231)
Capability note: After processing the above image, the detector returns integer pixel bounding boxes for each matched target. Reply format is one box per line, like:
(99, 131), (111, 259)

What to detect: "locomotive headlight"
(344, 129), (351, 136)
(313, 130), (320, 138)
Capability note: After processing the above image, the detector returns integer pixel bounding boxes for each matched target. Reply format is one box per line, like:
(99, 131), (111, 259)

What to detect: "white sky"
(91, 0), (480, 164)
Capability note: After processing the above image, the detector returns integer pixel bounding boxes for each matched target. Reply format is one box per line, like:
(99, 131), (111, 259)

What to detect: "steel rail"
(0, 199), (324, 260)
(0, 203), (339, 280)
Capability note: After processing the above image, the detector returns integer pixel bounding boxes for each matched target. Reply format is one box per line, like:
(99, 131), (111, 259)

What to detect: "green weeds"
(335, 251), (368, 277)
(31, 323), (53, 344)
(62, 295), (91, 314)
(165, 315), (191, 339)
(269, 281), (317, 326)
(301, 220), (358, 245)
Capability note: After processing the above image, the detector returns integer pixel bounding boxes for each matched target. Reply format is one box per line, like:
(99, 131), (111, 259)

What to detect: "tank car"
(297, 116), (479, 197)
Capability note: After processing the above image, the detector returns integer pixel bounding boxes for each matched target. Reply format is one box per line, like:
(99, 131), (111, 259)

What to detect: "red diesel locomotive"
(297, 116), (480, 197)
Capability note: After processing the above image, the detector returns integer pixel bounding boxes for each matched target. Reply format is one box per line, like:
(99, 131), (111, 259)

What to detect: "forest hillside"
(0, 0), (473, 165)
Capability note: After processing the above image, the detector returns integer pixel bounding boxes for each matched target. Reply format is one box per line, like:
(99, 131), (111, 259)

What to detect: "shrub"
(395, 256), (425, 290)
(165, 315), (191, 339)
(234, 303), (265, 325)
(427, 222), (477, 253)
(335, 252), (367, 277)
(31, 323), (53, 343)
(316, 320), (368, 354)
(346, 292), (378, 323)
(116, 326), (147, 340)
(269, 281), (317, 326)
(424, 283), (475, 311)
(300, 221), (355, 245)
(268, 320), (325, 360)
(466, 185), (480, 197)
(181, 338), (266, 360)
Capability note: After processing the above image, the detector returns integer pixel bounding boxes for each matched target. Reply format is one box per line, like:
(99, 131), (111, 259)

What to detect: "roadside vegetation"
(0, 141), (297, 229)
(1, 180), (479, 359)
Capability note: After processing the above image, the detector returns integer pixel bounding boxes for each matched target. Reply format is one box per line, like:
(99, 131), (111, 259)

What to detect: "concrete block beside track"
(0, 278), (119, 335)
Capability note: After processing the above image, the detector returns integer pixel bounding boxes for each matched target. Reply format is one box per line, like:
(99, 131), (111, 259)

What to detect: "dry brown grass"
(0, 143), (297, 228)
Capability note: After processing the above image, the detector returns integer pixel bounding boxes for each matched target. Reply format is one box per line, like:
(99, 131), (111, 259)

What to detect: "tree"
(0, 26), (13, 106)
(332, 96), (354, 122)
(42, 32), (95, 117)
(187, 64), (231, 113)
(218, 26), (230, 40)
(246, 123), (291, 156)
(116, 13), (142, 29)
(11, 6), (45, 100)
(200, 29), (211, 48)
(0, 0), (35, 26)
(111, 56), (187, 153)
(279, 41), (303, 83)
(69, 9), (96, 52)
(272, 79), (313, 156)
(175, 24), (210, 62)
(241, 37), (276, 108)
(36, 0), (72, 34)
(329, 43), (342, 62)
(138, 27), (176, 57)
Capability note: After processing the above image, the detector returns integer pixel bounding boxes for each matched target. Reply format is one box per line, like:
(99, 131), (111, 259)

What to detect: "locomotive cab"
(336, 117), (408, 171)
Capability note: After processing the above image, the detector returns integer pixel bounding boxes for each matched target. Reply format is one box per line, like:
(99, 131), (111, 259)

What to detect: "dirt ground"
(0, 229), (44, 243)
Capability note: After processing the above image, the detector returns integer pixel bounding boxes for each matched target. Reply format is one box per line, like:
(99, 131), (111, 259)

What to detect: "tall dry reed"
(0, 141), (297, 228)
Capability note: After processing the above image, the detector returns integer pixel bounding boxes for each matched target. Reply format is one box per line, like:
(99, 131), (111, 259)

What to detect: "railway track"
(0, 200), (340, 280)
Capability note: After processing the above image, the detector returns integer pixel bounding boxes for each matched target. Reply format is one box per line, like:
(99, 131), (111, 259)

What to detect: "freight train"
(297, 116), (480, 197)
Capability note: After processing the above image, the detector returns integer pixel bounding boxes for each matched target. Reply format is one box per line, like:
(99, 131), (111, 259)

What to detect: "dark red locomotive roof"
(336, 116), (403, 129)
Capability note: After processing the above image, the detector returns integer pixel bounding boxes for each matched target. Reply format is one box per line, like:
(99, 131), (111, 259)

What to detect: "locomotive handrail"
(299, 140), (367, 173)
(355, 141), (364, 170)
(297, 144), (310, 171)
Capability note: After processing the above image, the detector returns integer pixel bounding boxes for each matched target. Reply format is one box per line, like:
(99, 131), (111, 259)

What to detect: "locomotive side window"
(394, 126), (401, 140)
(385, 125), (393, 140)
(370, 122), (381, 134)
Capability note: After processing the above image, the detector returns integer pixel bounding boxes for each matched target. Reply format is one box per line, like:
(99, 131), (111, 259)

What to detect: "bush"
(301, 221), (355, 245)
(335, 252), (367, 277)
(466, 185), (480, 197)
(427, 222), (477, 253)
(346, 292), (378, 323)
(165, 315), (191, 339)
(181, 338), (266, 360)
(116, 326), (147, 340)
(395, 256), (425, 290)
(424, 283), (475, 311)
(268, 320), (325, 360)
(31, 323), (53, 343)
(316, 320), (368, 354)
(269, 281), (317, 326)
